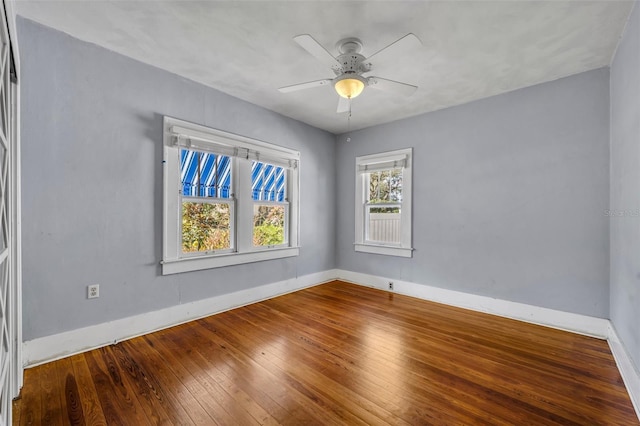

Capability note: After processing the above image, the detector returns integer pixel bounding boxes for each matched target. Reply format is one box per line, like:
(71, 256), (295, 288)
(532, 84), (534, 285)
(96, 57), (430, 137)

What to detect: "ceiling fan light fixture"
(334, 75), (366, 99)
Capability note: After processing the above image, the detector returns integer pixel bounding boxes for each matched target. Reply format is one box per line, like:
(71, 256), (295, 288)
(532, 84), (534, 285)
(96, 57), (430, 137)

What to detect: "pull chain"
(346, 98), (352, 142)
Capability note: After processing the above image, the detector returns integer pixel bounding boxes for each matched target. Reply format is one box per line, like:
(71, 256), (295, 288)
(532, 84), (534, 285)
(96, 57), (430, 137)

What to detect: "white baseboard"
(608, 323), (640, 419)
(25, 268), (610, 367)
(336, 269), (610, 338)
(23, 269), (338, 367)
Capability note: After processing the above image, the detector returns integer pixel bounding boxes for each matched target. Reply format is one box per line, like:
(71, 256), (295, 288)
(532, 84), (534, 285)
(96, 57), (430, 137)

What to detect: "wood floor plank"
(38, 361), (64, 426)
(13, 281), (640, 425)
(69, 354), (108, 426)
(157, 320), (326, 425)
(149, 327), (257, 425)
(200, 324), (373, 426)
(17, 368), (40, 426)
(84, 347), (152, 425)
(110, 342), (179, 425)
(11, 396), (21, 426)
(177, 322), (314, 425)
(120, 337), (214, 425)
(55, 357), (83, 425)
(157, 324), (272, 425)
(141, 332), (228, 426)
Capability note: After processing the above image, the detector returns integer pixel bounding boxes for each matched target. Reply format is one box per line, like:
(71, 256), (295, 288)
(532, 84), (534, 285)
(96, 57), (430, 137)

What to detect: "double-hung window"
(162, 117), (300, 274)
(355, 148), (413, 257)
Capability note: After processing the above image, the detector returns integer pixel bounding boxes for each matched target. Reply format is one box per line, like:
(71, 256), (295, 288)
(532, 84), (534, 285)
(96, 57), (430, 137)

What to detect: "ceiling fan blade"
(366, 33), (422, 63)
(367, 76), (418, 96)
(337, 96), (350, 114)
(278, 79), (332, 93)
(294, 34), (341, 71)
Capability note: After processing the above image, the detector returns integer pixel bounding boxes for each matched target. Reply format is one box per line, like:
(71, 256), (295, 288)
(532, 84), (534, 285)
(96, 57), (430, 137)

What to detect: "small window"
(162, 117), (300, 274)
(355, 148), (413, 257)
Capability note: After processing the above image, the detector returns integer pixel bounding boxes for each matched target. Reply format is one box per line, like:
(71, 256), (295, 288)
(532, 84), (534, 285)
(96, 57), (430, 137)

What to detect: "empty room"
(0, 0), (638, 424)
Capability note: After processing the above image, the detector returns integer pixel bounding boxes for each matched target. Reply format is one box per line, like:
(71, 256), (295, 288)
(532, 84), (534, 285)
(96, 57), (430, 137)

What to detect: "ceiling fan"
(278, 33), (422, 113)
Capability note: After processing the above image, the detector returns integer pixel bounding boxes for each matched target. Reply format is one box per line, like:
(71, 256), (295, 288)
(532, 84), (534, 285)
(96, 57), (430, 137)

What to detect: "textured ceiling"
(17, 1), (634, 134)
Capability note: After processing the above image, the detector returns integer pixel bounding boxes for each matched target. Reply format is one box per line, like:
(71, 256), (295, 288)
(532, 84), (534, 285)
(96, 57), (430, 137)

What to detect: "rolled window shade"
(357, 154), (407, 173)
(245, 150), (298, 169)
(174, 135), (243, 158)
(170, 125), (298, 169)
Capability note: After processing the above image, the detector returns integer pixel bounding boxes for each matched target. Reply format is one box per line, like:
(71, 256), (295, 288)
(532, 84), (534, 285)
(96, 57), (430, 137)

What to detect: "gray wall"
(611, 2), (640, 372)
(336, 68), (610, 317)
(19, 18), (336, 341)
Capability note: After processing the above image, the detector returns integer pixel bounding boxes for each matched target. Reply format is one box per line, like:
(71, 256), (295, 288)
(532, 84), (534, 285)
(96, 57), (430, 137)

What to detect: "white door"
(0, 1), (20, 424)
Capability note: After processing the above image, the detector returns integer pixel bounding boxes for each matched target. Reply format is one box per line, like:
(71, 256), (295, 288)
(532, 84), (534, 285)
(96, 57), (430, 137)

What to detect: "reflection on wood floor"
(13, 281), (639, 425)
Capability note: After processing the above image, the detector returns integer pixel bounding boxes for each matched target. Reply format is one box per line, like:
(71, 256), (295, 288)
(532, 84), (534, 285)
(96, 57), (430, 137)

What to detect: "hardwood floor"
(13, 281), (639, 425)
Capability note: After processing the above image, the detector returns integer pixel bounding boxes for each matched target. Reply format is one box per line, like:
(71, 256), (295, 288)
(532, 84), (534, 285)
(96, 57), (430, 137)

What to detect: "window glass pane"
(368, 168), (402, 203)
(253, 204), (286, 247)
(367, 206), (401, 244)
(180, 149), (231, 198)
(182, 201), (231, 252)
(252, 161), (286, 201)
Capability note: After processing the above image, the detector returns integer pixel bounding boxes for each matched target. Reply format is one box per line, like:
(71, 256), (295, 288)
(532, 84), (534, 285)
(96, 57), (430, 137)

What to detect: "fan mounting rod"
(336, 37), (363, 54)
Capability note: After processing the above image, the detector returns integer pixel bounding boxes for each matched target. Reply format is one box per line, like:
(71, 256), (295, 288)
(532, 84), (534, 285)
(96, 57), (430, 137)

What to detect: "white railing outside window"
(366, 211), (401, 244)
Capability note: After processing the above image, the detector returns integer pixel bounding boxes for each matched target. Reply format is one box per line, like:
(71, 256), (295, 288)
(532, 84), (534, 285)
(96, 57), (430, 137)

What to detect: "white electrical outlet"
(88, 284), (100, 299)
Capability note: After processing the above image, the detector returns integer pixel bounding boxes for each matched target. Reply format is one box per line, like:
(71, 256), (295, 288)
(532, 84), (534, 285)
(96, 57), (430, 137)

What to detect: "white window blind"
(357, 153), (407, 173)
(170, 125), (298, 170)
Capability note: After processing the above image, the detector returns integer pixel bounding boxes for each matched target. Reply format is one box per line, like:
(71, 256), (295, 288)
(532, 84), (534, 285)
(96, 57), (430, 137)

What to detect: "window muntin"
(163, 117), (300, 274)
(355, 148), (413, 258)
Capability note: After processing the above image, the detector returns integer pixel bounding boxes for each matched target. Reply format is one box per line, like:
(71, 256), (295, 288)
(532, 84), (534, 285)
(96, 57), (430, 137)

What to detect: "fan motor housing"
(334, 37), (371, 75)
(336, 53), (368, 74)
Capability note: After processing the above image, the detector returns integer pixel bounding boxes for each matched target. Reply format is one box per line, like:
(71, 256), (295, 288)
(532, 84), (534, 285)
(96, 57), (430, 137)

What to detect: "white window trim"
(355, 148), (413, 258)
(162, 117), (300, 275)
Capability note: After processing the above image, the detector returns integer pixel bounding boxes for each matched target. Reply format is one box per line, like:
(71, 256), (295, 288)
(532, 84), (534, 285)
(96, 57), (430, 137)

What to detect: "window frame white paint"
(162, 117), (300, 275)
(355, 148), (413, 258)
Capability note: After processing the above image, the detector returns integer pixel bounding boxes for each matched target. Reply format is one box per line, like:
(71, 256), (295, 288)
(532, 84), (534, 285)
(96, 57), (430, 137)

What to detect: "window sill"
(162, 247), (300, 275)
(354, 243), (413, 258)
